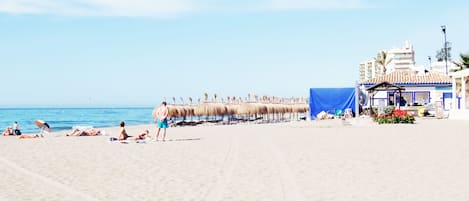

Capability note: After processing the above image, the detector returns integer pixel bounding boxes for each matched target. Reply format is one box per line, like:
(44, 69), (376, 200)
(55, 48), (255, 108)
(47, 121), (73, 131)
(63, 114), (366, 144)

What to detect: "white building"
(430, 61), (458, 75)
(360, 70), (452, 110)
(386, 41), (415, 73)
(359, 41), (416, 81)
(448, 69), (469, 119)
(359, 59), (382, 81)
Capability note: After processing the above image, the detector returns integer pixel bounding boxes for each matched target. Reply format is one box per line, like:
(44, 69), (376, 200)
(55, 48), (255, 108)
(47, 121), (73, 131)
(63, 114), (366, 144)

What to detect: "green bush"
(372, 106), (396, 116)
(385, 106), (395, 115)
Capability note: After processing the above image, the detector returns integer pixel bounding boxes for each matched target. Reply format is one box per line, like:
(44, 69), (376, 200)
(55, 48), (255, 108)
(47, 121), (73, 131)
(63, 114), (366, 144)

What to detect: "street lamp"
(428, 56), (432, 71)
(441, 25), (448, 75)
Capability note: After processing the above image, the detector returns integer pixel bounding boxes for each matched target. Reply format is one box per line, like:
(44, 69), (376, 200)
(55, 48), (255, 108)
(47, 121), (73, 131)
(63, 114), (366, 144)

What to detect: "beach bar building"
(360, 71), (452, 110)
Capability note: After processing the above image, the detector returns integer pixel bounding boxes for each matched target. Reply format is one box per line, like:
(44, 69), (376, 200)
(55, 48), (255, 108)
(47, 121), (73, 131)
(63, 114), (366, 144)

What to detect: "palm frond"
(452, 53), (469, 72)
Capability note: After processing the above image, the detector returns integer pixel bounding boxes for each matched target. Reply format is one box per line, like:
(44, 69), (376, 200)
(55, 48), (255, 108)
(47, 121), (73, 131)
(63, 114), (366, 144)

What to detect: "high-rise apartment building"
(386, 41), (415, 72)
(359, 59), (381, 81)
(360, 41), (415, 81)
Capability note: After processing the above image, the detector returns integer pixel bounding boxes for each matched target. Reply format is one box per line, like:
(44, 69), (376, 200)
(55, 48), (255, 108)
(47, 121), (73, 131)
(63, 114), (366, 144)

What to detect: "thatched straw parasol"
(156, 93), (310, 125)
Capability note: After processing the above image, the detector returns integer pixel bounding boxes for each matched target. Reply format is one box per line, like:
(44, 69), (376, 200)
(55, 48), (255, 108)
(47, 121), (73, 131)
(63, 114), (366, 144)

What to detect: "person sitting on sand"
(2, 127), (13, 136)
(118, 121), (130, 141)
(13, 121), (21, 135)
(67, 128), (102, 136)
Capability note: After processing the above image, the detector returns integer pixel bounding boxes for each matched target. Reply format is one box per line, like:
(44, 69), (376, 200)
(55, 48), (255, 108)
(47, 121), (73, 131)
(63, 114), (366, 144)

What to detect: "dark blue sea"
(0, 107), (154, 134)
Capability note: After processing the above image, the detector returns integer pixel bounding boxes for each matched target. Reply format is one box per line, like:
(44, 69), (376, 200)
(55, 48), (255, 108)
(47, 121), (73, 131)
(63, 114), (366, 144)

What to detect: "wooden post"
(399, 90), (402, 109)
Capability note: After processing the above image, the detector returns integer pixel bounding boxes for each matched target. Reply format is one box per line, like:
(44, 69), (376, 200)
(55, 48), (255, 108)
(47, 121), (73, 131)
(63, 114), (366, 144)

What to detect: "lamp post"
(428, 56), (431, 69)
(441, 25), (448, 75)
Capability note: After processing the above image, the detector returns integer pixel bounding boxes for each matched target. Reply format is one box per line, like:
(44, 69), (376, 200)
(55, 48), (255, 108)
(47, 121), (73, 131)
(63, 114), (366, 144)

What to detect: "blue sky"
(1, 0), (468, 107)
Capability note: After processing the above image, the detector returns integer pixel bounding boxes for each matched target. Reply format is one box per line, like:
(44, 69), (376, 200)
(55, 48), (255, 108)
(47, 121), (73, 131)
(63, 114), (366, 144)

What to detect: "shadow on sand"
(166, 138), (202, 142)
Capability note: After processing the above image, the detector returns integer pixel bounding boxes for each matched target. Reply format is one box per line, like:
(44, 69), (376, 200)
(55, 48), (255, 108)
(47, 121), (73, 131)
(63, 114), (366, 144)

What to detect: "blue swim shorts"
(157, 118), (168, 129)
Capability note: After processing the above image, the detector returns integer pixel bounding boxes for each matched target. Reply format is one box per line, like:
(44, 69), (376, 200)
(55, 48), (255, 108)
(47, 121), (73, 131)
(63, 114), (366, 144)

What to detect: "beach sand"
(1, 118), (469, 201)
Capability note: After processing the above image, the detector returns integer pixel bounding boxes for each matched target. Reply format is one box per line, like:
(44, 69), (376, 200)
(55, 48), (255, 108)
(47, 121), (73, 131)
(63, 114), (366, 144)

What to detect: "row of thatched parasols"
(152, 94), (309, 124)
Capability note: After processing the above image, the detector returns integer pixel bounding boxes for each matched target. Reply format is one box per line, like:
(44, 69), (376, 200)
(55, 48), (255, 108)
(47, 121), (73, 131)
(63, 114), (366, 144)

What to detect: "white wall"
(366, 87), (451, 107)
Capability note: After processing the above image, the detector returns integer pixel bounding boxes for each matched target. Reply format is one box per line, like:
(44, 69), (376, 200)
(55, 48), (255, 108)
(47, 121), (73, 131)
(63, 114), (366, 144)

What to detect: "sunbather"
(67, 128), (102, 136)
(118, 121), (130, 141)
(128, 130), (150, 140)
(2, 127), (13, 136)
(19, 134), (40, 139)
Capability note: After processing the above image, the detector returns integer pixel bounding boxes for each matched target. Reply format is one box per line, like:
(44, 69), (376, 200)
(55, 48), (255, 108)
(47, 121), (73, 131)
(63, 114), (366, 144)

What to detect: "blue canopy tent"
(309, 88), (357, 120)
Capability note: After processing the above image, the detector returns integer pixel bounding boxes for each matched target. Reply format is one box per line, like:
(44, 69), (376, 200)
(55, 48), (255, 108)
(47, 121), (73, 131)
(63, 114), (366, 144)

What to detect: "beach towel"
(108, 137), (145, 144)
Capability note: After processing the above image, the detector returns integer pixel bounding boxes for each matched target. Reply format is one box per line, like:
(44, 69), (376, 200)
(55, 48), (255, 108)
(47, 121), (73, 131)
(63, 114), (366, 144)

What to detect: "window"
(415, 92), (430, 105)
(400, 92), (413, 106)
(388, 94), (395, 106)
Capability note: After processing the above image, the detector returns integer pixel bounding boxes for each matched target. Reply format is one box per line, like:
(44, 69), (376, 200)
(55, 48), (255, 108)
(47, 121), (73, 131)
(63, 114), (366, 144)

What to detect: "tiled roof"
(366, 81), (405, 92)
(360, 70), (452, 86)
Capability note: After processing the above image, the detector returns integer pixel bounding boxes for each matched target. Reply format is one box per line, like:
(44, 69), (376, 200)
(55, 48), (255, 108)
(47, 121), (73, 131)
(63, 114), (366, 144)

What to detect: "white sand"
(1, 118), (469, 201)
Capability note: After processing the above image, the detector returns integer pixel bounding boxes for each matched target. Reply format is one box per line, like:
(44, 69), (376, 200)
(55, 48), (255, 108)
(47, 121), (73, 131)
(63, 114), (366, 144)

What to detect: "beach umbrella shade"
(34, 119), (46, 128)
(168, 106), (179, 118)
(34, 119), (51, 132)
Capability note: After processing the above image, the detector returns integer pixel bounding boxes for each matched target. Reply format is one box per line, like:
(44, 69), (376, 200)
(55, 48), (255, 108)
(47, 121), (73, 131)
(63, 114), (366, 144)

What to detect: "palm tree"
(375, 50), (392, 75)
(452, 53), (469, 72)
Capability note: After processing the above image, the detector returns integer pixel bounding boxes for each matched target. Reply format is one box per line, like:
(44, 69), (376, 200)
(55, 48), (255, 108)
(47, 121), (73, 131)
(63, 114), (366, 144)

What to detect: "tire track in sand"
(204, 135), (239, 201)
(265, 138), (308, 201)
(0, 156), (101, 201)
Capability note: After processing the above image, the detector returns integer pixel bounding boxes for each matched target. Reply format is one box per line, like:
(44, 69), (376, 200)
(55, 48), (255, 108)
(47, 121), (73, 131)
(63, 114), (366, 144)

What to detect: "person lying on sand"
(111, 128), (149, 142)
(19, 134), (40, 139)
(128, 130), (150, 141)
(2, 127), (14, 136)
(67, 128), (102, 136)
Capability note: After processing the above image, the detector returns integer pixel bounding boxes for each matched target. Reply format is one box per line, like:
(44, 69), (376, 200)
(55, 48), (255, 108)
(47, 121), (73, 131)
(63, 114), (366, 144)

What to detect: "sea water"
(0, 107), (153, 134)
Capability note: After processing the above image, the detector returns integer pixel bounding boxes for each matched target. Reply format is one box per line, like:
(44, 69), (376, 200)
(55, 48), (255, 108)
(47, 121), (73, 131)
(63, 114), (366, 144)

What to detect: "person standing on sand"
(154, 101), (169, 141)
